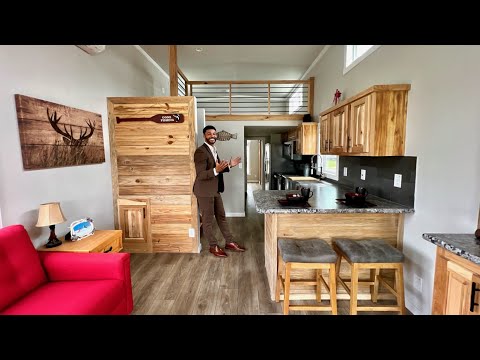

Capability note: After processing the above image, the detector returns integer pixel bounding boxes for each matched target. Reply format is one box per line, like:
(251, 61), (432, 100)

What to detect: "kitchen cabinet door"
(320, 114), (331, 154)
(445, 261), (475, 315)
(348, 95), (371, 154)
(297, 123), (318, 155)
(330, 106), (348, 154)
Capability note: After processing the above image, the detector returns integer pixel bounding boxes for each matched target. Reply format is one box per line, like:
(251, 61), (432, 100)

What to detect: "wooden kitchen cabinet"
(296, 123), (318, 155)
(432, 247), (480, 315)
(287, 128), (297, 141)
(320, 106), (348, 155)
(319, 84), (410, 156)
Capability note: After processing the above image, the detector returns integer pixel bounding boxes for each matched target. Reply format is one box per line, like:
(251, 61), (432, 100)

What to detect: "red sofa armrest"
(39, 252), (130, 281)
(38, 252), (133, 313)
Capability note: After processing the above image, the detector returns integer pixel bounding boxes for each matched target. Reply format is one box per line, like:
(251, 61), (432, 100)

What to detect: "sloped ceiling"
(141, 45), (325, 81)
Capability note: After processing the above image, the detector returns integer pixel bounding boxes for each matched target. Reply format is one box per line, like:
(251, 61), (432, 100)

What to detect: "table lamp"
(36, 202), (66, 248)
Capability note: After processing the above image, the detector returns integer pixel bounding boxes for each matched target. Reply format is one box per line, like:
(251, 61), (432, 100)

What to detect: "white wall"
(307, 45), (480, 314)
(207, 120), (300, 216)
(0, 45), (170, 247)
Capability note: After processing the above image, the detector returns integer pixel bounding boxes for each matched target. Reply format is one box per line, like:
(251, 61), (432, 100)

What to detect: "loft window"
(344, 45), (380, 75)
(288, 86), (303, 114)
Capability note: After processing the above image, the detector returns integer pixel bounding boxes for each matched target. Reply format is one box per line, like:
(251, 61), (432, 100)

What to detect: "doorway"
(246, 139), (262, 184)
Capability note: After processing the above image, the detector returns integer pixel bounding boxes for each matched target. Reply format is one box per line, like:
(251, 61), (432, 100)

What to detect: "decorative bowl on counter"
(344, 192), (367, 206)
(286, 193), (307, 205)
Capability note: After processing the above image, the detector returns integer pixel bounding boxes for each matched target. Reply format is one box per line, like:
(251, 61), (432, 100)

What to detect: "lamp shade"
(36, 202), (66, 227)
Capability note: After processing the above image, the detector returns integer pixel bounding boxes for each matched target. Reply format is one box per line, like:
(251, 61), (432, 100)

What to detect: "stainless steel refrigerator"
(264, 143), (271, 190)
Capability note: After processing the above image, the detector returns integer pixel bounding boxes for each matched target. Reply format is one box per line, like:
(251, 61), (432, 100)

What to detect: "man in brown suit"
(193, 125), (246, 257)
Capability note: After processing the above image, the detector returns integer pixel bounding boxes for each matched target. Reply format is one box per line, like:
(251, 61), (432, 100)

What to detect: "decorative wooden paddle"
(116, 114), (184, 124)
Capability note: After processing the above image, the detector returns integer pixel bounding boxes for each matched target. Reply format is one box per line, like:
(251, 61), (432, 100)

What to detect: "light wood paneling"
(118, 175), (190, 186)
(108, 96), (199, 253)
(206, 114), (304, 121)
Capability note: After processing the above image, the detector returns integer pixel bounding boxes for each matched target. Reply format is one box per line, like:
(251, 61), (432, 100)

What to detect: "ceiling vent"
(76, 45), (106, 55)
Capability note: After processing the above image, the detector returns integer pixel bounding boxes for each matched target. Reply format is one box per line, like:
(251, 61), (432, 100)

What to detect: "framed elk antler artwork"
(14, 94), (105, 170)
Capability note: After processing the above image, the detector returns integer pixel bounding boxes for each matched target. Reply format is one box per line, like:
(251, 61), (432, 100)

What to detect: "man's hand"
(229, 156), (241, 168)
(215, 160), (229, 173)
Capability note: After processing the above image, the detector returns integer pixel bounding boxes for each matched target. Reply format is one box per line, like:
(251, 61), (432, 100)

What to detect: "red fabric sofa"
(0, 224), (133, 315)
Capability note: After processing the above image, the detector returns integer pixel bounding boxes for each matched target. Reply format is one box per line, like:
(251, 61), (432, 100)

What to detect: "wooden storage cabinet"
(38, 230), (123, 253)
(319, 85), (410, 156)
(296, 123), (318, 155)
(432, 247), (480, 315)
(287, 128), (296, 141)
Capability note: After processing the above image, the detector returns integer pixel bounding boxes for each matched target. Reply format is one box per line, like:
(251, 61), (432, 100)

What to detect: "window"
(288, 86), (303, 114)
(319, 155), (339, 181)
(344, 45), (380, 75)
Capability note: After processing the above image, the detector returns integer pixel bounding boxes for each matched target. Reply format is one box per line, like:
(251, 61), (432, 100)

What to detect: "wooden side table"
(38, 230), (123, 253)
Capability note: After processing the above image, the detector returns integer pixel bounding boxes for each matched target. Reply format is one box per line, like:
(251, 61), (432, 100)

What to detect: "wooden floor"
(130, 183), (410, 315)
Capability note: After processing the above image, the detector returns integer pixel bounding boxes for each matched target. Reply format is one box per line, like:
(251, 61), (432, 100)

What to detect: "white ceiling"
(140, 45), (325, 81)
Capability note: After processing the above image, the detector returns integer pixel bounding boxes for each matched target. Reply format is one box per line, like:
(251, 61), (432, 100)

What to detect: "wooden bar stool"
(332, 239), (406, 315)
(275, 239), (338, 315)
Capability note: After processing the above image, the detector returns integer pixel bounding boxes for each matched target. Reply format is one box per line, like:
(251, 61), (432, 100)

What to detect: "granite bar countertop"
(253, 180), (414, 214)
(423, 233), (480, 265)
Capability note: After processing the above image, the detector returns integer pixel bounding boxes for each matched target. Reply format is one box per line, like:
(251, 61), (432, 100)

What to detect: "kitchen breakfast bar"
(253, 180), (414, 301)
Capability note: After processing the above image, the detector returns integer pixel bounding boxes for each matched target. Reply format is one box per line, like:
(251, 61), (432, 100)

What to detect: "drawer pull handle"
(470, 282), (480, 312)
(104, 246), (113, 253)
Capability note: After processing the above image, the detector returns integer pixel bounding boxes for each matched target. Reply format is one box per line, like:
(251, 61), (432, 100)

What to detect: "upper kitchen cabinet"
(296, 123), (318, 155)
(319, 84), (410, 156)
(287, 128), (297, 141)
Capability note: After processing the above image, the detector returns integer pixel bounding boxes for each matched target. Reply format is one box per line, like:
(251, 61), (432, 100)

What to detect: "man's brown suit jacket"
(193, 143), (230, 197)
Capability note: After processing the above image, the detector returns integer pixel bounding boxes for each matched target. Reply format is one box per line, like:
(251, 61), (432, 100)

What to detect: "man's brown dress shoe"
(209, 245), (227, 257)
(225, 241), (246, 252)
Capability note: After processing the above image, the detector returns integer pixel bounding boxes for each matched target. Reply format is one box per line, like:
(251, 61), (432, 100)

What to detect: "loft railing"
(183, 78), (314, 121)
(177, 67), (188, 96)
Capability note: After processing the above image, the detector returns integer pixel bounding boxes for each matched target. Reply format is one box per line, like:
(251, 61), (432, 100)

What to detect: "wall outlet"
(188, 228), (195, 238)
(413, 274), (423, 291)
(360, 169), (366, 180)
(394, 174), (402, 188)
(343, 167), (348, 176)
(161, 87), (165, 94)
(239, 163), (243, 169)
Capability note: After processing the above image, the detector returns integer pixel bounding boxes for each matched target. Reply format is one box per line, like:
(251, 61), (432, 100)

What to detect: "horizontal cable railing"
(186, 79), (314, 120)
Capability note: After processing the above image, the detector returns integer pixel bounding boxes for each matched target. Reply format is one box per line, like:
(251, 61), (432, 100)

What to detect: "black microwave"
(283, 141), (302, 160)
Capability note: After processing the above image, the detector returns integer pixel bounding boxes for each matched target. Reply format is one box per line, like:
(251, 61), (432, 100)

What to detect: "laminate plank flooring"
(130, 183), (410, 315)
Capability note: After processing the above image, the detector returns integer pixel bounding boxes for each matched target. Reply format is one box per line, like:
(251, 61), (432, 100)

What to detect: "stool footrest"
(357, 306), (402, 312)
(289, 305), (334, 311)
(378, 276), (398, 297)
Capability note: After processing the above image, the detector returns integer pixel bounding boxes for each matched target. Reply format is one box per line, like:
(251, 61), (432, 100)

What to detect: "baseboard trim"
(226, 212), (245, 217)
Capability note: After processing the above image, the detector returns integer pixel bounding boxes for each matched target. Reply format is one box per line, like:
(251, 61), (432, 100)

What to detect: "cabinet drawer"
(92, 234), (122, 253)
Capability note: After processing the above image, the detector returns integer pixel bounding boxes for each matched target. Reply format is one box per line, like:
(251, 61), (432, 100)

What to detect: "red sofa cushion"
(1, 279), (124, 315)
(0, 225), (47, 311)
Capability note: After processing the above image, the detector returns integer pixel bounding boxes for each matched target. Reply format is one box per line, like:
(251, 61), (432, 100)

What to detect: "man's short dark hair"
(203, 125), (216, 134)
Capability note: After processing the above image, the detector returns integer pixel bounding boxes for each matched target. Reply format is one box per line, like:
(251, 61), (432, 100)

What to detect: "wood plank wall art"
(107, 96), (199, 253)
(15, 94), (105, 170)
